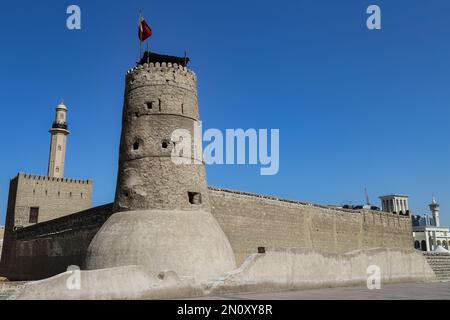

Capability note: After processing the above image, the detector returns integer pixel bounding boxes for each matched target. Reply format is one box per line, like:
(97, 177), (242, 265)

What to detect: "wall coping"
(208, 186), (409, 218)
(14, 172), (93, 185)
(13, 203), (113, 240)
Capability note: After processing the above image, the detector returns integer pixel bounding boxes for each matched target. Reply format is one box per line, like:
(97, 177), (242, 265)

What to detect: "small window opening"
(33, 189), (35, 195)
(70, 192), (72, 197)
(45, 190), (48, 196)
(158, 99), (161, 111)
(81, 192), (83, 198)
(135, 112), (139, 118)
(133, 142), (140, 150)
(188, 192), (202, 205)
(58, 191), (60, 197)
(162, 141), (169, 149)
(146, 102), (153, 110)
(29, 207), (39, 224)
(181, 103), (184, 114)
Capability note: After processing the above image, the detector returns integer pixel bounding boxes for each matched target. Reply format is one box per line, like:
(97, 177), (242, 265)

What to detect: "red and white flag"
(138, 16), (152, 42)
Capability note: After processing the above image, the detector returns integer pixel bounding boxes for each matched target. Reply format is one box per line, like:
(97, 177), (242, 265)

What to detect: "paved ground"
(196, 281), (450, 300)
(2, 281), (449, 300)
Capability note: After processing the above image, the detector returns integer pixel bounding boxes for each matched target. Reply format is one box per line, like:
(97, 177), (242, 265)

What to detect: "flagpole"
(138, 10), (142, 62)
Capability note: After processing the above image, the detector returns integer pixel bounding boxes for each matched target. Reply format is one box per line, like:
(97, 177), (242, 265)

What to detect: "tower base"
(84, 210), (236, 283)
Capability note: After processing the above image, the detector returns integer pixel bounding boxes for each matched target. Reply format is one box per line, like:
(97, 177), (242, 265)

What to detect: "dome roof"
(56, 100), (67, 110)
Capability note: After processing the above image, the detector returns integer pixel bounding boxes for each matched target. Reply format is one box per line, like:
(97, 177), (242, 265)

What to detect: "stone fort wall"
(7, 173), (92, 228)
(0, 204), (112, 280)
(208, 187), (413, 265)
(0, 187), (413, 280)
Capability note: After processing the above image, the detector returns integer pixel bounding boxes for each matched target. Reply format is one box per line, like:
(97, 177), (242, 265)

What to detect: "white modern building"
(412, 197), (450, 252)
(379, 194), (409, 215)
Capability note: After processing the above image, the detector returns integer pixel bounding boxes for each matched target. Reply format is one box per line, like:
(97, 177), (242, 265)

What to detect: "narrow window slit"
(188, 192), (202, 205)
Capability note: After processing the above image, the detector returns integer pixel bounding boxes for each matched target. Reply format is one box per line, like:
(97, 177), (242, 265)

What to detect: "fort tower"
(48, 101), (69, 178)
(84, 52), (236, 282)
(112, 53), (210, 212)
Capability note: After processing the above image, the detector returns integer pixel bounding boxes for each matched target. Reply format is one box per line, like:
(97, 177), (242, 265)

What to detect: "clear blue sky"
(0, 0), (449, 226)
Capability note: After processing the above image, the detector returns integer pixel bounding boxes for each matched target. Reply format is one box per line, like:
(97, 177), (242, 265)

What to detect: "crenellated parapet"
(16, 172), (92, 185)
(114, 53), (210, 213)
(126, 62), (197, 93)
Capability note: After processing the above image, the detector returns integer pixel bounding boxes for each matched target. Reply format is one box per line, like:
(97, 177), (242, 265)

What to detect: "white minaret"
(47, 100), (70, 178)
(429, 196), (440, 227)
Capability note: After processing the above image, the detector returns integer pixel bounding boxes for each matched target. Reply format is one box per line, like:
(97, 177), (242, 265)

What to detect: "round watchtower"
(113, 58), (209, 212)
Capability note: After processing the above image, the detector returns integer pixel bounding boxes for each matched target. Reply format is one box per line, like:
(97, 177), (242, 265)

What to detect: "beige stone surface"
(11, 248), (435, 300)
(14, 266), (202, 300)
(1, 186), (416, 282)
(209, 187), (414, 265)
(0, 205), (112, 281)
(84, 209), (237, 284)
(6, 173), (92, 228)
(205, 248), (436, 295)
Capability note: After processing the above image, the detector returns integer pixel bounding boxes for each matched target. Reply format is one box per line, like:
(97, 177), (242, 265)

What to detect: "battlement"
(125, 62), (197, 93)
(15, 172), (92, 185)
(127, 62), (195, 77)
(208, 186), (388, 215)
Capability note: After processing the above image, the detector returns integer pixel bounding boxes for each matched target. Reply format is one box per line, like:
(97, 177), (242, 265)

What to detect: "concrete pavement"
(195, 281), (450, 300)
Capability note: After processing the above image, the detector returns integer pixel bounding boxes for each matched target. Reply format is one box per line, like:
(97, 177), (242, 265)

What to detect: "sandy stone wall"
(0, 204), (112, 281)
(209, 187), (414, 265)
(206, 248), (435, 295)
(9, 173), (92, 228)
(0, 186), (414, 281)
(13, 248), (435, 300)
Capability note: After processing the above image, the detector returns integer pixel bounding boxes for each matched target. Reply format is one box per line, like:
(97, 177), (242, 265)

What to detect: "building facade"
(412, 198), (450, 251)
(380, 195), (410, 215)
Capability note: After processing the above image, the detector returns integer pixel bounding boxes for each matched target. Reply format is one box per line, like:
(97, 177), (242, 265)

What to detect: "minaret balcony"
(52, 122), (68, 130)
